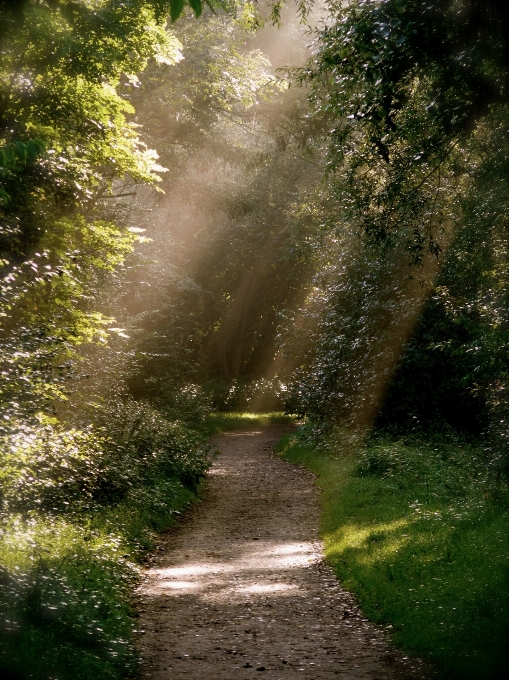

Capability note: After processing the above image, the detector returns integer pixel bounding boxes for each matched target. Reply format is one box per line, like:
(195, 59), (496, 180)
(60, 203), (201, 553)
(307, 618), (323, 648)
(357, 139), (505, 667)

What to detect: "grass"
(276, 431), (509, 680)
(0, 401), (208, 680)
(0, 481), (197, 680)
(204, 411), (295, 435)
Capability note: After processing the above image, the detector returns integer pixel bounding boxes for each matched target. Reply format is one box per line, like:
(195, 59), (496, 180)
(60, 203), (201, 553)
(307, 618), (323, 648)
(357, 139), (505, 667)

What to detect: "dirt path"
(136, 426), (427, 680)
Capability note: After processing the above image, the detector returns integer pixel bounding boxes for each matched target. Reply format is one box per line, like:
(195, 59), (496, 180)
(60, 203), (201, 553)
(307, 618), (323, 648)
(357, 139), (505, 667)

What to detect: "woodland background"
(0, 1), (508, 678)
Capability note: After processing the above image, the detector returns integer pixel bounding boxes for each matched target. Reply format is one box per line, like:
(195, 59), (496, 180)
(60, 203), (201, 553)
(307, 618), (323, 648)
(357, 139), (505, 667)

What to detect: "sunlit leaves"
(0, 3), (221, 679)
(0, 0), (185, 422)
(0, 0), (183, 262)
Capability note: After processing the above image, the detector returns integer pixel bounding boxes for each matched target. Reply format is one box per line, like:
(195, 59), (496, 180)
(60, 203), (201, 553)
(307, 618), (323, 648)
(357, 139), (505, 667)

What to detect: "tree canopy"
(299, 0), (509, 256)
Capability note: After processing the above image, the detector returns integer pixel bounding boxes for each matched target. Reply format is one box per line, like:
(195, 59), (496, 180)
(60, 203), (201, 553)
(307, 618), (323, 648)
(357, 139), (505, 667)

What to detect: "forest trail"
(136, 426), (425, 680)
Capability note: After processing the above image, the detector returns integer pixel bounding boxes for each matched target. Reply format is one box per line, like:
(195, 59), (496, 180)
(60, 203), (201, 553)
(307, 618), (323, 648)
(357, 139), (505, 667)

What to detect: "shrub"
(0, 398), (211, 680)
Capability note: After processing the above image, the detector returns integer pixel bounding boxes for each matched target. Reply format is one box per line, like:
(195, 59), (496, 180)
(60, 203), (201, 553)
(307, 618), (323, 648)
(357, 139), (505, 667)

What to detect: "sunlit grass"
(0, 517), (137, 680)
(204, 411), (295, 435)
(277, 433), (509, 680)
(0, 401), (208, 680)
(0, 481), (198, 680)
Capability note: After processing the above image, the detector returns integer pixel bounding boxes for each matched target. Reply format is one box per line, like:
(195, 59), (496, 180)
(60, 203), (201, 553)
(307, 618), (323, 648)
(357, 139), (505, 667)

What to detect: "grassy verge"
(204, 411), (295, 435)
(0, 486), (197, 680)
(277, 431), (509, 680)
(0, 401), (209, 680)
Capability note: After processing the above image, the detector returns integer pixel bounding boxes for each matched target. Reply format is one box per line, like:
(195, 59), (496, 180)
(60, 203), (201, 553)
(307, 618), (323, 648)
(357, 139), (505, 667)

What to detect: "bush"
(204, 378), (287, 413)
(0, 399), (211, 680)
(91, 399), (210, 502)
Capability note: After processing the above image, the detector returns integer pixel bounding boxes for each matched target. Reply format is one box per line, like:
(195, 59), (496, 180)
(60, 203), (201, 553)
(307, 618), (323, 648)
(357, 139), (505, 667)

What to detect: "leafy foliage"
(0, 399), (210, 680)
(279, 1), (509, 480)
(0, 0), (185, 424)
(300, 0), (509, 257)
(0, 3), (225, 679)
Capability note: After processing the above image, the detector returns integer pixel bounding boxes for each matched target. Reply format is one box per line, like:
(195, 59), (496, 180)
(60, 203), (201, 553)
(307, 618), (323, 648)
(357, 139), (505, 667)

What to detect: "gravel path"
(136, 426), (427, 680)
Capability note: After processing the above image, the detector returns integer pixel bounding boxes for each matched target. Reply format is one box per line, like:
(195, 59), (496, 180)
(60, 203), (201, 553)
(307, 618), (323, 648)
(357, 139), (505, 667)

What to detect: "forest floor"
(135, 425), (429, 680)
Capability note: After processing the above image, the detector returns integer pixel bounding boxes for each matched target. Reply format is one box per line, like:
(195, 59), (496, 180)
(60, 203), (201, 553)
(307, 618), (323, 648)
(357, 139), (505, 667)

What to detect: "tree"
(0, 0), (187, 424)
(282, 1), (509, 462)
(108, 10), (323, 409)
(300, 0), (509, 257)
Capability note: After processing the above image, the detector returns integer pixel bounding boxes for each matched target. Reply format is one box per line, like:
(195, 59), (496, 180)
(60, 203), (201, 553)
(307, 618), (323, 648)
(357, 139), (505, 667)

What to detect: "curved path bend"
(136, 426), (427, 680)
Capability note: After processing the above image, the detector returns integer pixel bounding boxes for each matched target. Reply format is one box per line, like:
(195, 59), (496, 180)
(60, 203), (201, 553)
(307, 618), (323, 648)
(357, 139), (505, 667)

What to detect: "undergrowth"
(0, 400), (210, 680)
(277, 431), (509, 680)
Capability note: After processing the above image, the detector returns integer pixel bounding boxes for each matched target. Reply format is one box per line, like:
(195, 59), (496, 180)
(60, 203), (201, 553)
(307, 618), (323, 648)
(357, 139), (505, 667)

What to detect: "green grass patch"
(277, 432), (509, 680)
(0, 484), (197, 680)
(204, 411), (295, 435)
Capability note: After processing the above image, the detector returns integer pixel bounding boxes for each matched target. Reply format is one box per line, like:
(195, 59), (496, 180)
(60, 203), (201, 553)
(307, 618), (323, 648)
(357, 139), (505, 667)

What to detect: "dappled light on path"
(145, 540), (318, 599)
(136, 427), (427, 680)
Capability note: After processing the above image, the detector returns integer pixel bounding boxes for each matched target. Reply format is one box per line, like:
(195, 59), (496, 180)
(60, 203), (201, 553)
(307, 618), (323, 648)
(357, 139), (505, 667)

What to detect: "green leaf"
(2, 146), (14, 163)
(0, 186), (10, 205)
(15, 141), (28, 162)
(187, 0), (203, 17)
(170, 0), (185, 22)
(26, 139), (46, 159)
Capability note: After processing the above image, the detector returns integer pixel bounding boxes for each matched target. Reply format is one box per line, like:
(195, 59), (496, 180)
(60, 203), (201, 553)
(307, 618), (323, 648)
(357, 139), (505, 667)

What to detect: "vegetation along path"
(136, 426), (426, 679)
